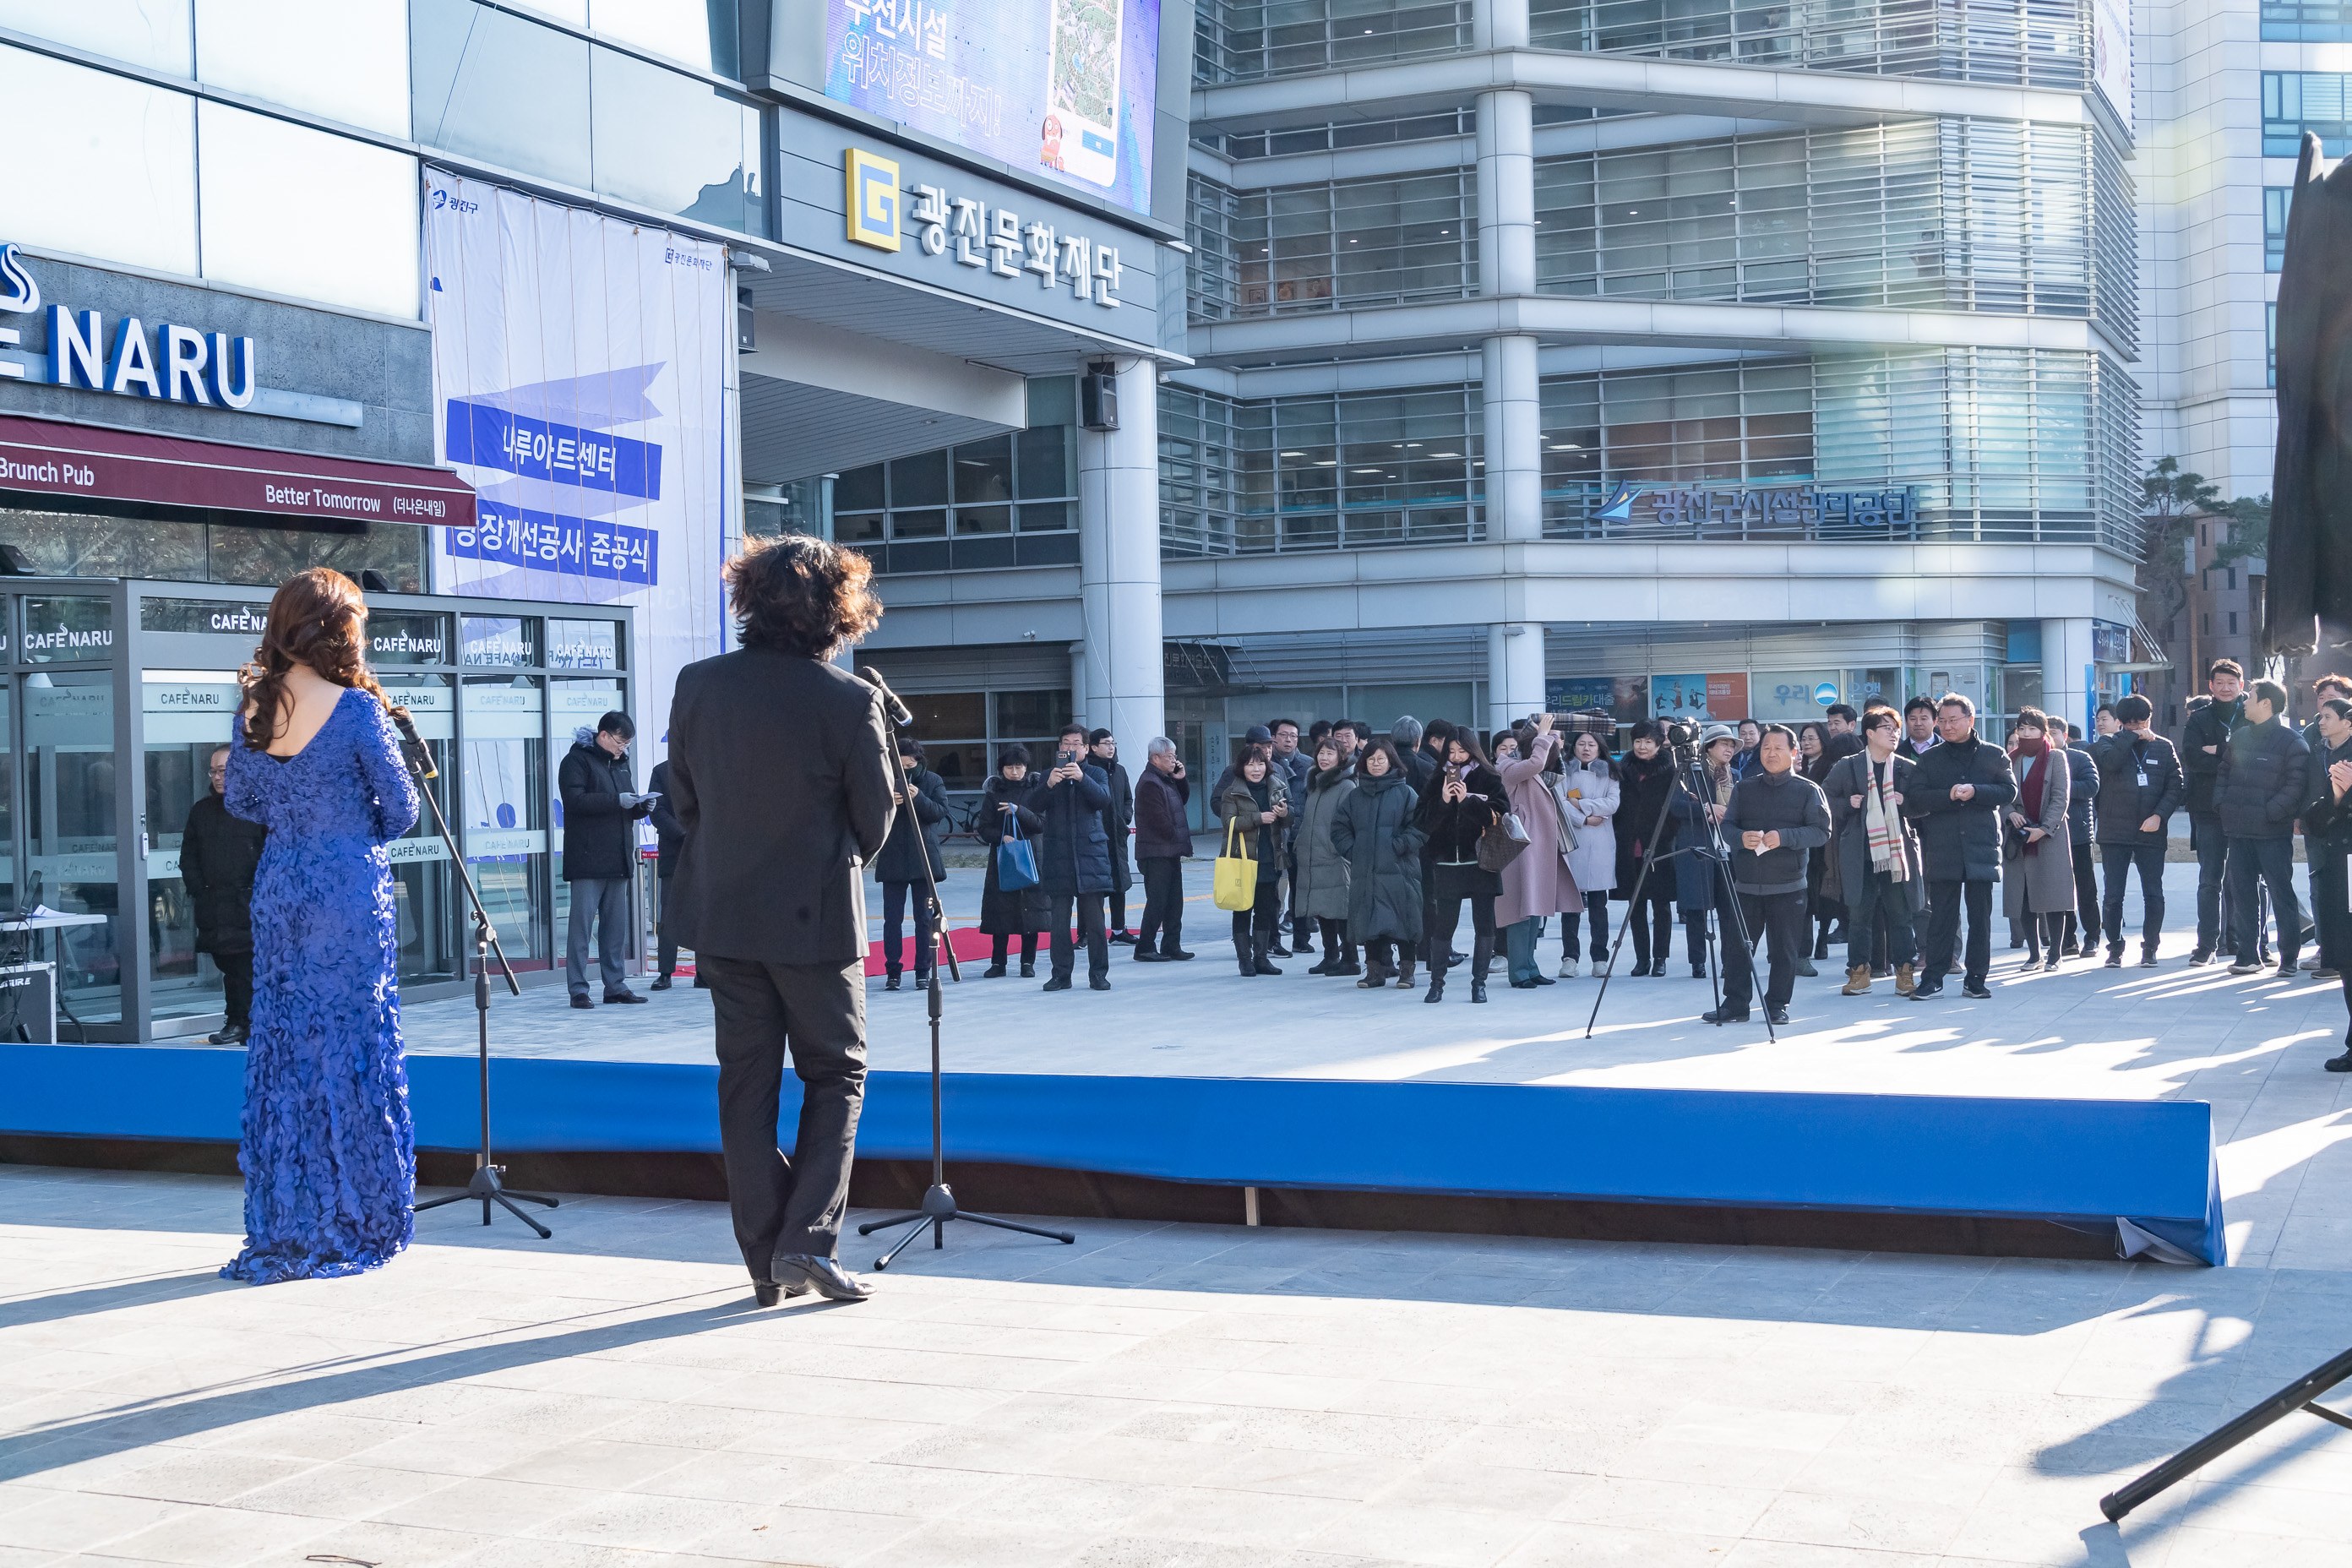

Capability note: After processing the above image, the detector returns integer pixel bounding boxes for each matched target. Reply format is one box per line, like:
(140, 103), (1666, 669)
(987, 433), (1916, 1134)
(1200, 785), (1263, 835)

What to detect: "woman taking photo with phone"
(221, 568), (420, 1284)
(1416, 730), (1503, 1002)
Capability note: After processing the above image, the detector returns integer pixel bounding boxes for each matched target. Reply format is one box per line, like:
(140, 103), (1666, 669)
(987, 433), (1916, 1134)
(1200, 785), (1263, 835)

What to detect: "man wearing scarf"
(1827, 709), (1924, 995)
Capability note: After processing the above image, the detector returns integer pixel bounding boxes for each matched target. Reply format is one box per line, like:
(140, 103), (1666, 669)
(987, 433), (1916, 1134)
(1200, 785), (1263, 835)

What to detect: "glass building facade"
(0, 575), (632, 1042)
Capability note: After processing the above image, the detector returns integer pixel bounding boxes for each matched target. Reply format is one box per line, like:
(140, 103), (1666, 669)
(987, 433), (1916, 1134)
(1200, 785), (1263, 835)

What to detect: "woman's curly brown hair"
(725, 534), (882, 657)
(240, 567), (392, 750)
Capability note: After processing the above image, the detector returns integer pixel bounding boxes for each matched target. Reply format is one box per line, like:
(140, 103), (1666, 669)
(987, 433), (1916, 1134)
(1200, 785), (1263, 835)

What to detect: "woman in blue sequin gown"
(220, 569), (421, 1284)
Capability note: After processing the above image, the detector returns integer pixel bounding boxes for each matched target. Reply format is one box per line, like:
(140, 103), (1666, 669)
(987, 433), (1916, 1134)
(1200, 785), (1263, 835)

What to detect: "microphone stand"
(855, 699), (1075, 1268)
(396, 710), (553, 1238)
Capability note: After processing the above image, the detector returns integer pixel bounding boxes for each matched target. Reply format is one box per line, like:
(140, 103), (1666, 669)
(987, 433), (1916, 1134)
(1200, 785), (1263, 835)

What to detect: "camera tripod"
(1585, 731), (1774, 1042)
(394, 711), (553, 1238)
(854, 675), (1075, 1268)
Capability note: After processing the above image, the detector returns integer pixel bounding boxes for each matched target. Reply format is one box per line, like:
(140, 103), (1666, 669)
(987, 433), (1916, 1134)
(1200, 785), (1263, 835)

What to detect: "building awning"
(0, 414), (475, 529)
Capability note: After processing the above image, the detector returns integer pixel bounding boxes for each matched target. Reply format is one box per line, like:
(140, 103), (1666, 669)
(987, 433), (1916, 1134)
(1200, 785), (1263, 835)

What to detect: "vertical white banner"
(421, 171), (731, 770)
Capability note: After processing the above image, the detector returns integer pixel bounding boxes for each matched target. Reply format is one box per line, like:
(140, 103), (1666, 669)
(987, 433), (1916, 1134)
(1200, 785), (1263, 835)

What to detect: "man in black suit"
(1902, 693), (2017, 999)
(666, 536), (896, 1305)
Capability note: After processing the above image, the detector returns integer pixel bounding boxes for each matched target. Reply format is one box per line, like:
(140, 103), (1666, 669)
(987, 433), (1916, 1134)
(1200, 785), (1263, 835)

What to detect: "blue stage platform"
(1, 1042), (2226, 1264)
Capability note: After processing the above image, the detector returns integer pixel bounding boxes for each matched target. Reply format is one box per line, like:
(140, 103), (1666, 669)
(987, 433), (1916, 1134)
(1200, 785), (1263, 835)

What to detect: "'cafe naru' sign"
(0, 242), (258, 409)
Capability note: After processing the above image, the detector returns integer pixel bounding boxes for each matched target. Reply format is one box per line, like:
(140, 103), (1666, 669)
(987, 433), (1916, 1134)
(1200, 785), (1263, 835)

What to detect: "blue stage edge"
(3, 1043), (2226, 1264)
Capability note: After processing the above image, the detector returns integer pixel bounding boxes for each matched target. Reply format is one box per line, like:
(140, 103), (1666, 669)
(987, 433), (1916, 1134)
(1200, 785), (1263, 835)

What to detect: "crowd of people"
(868, 662), (2352, 1069)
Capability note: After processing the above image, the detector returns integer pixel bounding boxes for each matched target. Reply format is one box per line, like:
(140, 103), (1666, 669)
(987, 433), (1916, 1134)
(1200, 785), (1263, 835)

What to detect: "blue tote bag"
(996, 814), (1039, 890)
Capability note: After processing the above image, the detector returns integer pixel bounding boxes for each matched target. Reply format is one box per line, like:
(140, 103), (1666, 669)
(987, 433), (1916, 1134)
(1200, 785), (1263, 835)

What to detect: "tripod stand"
(397, 712), (553, 1238)
(856, 710), (1075, 1268)
(1585, 735), (1774, 1042)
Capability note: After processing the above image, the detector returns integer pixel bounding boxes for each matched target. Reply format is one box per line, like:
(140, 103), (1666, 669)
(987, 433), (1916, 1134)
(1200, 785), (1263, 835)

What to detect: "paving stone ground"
(4, 1162), (2351, 1567)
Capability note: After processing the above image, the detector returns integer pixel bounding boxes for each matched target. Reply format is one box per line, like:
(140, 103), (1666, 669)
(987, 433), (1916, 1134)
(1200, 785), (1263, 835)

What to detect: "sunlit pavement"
(4, 1159), (2350, 1566)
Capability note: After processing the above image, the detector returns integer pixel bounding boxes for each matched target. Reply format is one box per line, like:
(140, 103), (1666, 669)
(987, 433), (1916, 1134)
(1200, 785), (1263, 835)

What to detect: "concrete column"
(1482, 333), (1543, 542)
(1076, 356), (1168, 754)
(1069, 640), (1088, 728)
(1473, 0), (1530, 54)
(1475, 89), (1534, 298)
(1488, 622), (1549, 737)
(1475, 84), (1540, 545)
(2042, 618), (2098, 738)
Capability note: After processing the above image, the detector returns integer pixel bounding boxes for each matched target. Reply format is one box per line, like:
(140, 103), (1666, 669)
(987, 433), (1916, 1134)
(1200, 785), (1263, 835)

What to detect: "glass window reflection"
(0, 0), (190, 74)
(460, 674), (549, 967)
(193, 0), (409, 136)
(591, 0), (738, 75)
(27, 673), (122, 1024)
(143, 671), (241, 1020)
(0, 45), (197, 276)
(196, 100), (420, 319)
(590, 46), (764, 234)
(411, 0), (591, 190)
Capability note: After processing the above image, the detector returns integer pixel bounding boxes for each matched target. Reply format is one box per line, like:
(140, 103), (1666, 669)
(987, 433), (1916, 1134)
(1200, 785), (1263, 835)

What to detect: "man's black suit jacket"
(664, 646), (896, 965)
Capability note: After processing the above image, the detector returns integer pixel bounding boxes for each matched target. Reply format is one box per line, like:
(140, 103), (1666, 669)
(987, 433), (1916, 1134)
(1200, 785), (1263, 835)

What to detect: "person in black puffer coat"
(1415, 730), (1502, 1003)
(1901, 694), (2017, 998)
(977, 749), (1048, 977)
(1024, 724), (1113, 990)
(2216, 678), (2311, 973)
(1331, 740), (1425, 988)
(1087, 729), (1138, 942)
(647, 759), (687, 988)
(182, 744), (268, 1043)
(870, 738), (949, 990)
(1614, 723), (1682, 977)
(558, 711), (655, 1006)
(2090, 694), (2183, 966)
(2180, 664), (2248, 958)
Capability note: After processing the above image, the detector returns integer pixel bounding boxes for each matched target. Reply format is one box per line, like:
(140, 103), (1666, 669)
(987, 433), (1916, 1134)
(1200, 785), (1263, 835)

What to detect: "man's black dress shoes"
(772, 1254), (874, 1302)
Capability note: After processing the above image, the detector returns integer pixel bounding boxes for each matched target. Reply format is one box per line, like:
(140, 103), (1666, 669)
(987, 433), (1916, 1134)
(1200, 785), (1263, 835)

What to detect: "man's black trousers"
(1921, 878), (1995, 987)
(705, 954), (866, 1278)
(1136, 854), (1184, 955)
(1050, 890), (1109, 981)
(1718, 886), (1805, 1011)
(2069, 841), (2102, 949)
(2228, 836), (2302, 967)
(2099, 843), (2166, 951)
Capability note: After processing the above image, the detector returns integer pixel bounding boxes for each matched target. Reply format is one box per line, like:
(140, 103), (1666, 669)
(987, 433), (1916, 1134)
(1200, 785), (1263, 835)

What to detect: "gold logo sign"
(845, 149), (901, 253)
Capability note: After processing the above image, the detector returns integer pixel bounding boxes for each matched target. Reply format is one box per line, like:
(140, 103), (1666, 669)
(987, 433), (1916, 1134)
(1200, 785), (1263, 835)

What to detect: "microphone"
(388, 705), (438, 780)
(857, 666), (912, 727)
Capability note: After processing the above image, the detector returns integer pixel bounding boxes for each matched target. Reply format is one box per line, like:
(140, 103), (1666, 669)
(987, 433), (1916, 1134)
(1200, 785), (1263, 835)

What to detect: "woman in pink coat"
(1496, 713), (1580, 988)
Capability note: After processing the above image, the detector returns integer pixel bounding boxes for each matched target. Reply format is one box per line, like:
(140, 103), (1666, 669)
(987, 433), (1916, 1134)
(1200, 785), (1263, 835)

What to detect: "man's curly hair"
(724, 534), (882, 658)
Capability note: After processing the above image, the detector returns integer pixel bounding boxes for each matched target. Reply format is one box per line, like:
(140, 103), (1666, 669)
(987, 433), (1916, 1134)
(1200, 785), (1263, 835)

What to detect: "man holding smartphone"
(1026, 722), (1116, 990)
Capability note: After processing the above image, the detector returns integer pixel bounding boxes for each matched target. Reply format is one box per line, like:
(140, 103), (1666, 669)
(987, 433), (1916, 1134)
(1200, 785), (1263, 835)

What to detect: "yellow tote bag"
(1212, 815), (1258, 911)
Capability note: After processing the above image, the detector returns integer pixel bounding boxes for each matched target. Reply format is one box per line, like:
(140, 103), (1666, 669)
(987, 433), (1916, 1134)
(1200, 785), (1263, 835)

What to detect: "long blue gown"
(220, 686), (422, 1283)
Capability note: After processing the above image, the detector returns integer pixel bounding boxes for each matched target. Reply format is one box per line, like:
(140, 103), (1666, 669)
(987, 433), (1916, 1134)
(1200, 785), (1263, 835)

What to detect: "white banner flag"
(422, 171), (730, 776)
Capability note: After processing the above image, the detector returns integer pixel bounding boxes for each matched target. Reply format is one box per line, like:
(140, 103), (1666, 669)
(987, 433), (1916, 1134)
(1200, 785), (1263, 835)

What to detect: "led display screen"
(822, 0), (1161, 217)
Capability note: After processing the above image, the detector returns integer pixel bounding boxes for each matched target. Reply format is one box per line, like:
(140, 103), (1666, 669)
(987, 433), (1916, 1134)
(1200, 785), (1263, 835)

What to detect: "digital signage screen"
(822, 0), (1162, 218)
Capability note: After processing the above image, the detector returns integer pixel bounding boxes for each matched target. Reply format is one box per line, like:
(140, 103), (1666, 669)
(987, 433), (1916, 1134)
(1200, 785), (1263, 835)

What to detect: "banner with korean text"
(422, 170), (730, 778)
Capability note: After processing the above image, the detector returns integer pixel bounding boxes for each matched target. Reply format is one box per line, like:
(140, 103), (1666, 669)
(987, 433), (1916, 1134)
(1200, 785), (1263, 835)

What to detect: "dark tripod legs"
(861, 1184), (1076, 1270)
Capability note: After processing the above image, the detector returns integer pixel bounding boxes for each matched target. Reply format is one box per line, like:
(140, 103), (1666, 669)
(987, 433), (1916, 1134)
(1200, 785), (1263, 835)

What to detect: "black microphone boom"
(857, 666), (912, 727)
(389, 705), (438, 780)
